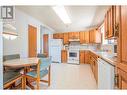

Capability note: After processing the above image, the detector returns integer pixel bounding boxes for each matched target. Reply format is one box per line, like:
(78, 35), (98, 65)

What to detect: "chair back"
(3, 54), (20, 62)
(37, 53), (47, 58)
(39, 57), (51, 71)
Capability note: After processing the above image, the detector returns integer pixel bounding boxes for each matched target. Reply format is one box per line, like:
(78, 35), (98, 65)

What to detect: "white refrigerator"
(49, 39), (63, 63)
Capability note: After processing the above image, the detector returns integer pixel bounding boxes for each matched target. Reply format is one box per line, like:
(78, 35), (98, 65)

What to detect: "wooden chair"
(3, 54), (24, 89)
(3, 54), (23, 72)
(24, 57), (51, 89)
(3, 71), (23, 89)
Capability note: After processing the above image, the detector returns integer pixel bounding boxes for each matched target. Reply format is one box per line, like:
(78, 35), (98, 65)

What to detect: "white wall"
(0, 21), (3, 89)
(3, 9), (54, 58)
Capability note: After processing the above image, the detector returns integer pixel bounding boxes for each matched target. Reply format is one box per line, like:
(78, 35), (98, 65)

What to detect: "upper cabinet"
(85, 31), (89, 44)
(89, 29), (101, 44)
(53, 33), (63, 39)
(104, 6), (120, 39)
(69, 32), (79, 39)
(80, 32), (85, 44)
(80, 31), (89, 44)
(63, 33), (69, 45)
(53, 29), (101, 44)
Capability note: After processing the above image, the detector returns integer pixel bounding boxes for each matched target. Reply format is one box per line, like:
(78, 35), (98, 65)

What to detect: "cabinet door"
(114, 6), (120, 37)
(73, 32), (79, 39)
(69, 32), (74, 39)
(89, 30), (94, 43)
(63, 33), (69, 45)
(104, 14), (108, 39)
(85, 51), (89, 64)
(53, 33), (59, 39)
(61, 50), (67, 63)
(95, 29), (101, 43)
(121, 6), (127, 63)
(80, 32), (85, 44)
(108, 8), (113, 38)
(80, 51), (85, 64)
(85, 31), (89, 43)
(59, 33), (64, 39)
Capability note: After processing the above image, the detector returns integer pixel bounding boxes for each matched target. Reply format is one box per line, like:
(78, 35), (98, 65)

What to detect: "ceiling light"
(52, 6), (71, 24)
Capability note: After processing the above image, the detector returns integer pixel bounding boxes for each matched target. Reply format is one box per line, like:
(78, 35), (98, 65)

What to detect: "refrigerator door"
(49, 39), (63, 63)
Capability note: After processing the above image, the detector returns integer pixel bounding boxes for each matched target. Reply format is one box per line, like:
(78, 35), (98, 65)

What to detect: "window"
(101, 23), (115, 45)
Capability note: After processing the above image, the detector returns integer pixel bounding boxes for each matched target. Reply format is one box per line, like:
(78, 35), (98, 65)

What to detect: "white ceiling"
(16, 6), (110, 33)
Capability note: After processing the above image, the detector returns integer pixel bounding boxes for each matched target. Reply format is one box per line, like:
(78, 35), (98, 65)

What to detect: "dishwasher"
(98, 58), (115, 89)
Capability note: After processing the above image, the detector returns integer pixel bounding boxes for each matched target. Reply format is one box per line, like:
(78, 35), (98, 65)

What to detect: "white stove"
(68, 50), (79, 65)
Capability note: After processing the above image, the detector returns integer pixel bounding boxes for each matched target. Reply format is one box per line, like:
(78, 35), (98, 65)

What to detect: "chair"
(3, 54), (23, 72)
(3, 71), (23, 89)
(3, 54), (23, 89)
(25, 57), (51, 89)
(30, 53), (47, 70)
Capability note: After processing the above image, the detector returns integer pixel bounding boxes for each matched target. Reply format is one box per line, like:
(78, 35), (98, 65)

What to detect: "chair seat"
(26, 69), (48, 78)
(3, 71), (21, 85)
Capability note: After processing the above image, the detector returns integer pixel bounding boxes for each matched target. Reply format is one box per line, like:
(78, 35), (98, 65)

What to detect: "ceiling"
(16, 6), (110, 32)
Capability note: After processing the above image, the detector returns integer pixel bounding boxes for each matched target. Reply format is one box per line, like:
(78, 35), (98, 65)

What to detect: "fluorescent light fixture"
(52, 6), (71, 24)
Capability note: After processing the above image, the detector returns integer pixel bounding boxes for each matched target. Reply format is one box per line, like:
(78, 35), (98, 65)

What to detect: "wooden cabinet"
(117, 6), (127, 89)
(117, 63), (127, 89)
(80, 32), (85, 44)
(53, 33), (59, 39)
(89, 30), (94, 43)
(89, 29), (101, 44)
(80, 31), (89, 44)
(89, 51), (98, 82)
(79, 50), (89, 64)
(69, 32), (79, 39)
(120, 6), (127, 63)
(85, 31), (89, 43)
(53, 33), (63, 39)
(63, 33), (69, 45)
(85, 51), (89, 64)
(95, 29), (102, 43)
(104, 6), (120, 39)
(79, 50), (85, 64)
(59, 33), (64, 39)
(61, 50), (67, 63)
(73, 32), (79, 39)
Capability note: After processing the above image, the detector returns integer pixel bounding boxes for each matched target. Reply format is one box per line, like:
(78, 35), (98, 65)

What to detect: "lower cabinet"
(117, 64), (127, 89)
(89, 51), (98, 82)
(61, 50), (67, 63)
(79, 50), (85, 64)
(79, 50), (89, 64)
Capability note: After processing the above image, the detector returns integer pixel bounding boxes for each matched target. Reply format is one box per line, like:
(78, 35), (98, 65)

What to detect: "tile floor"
(32, 63), (97, 89)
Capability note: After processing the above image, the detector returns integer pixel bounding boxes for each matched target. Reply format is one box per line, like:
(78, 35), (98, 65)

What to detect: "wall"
(0, 21), (3, 89)
(3, 9), (54, 58)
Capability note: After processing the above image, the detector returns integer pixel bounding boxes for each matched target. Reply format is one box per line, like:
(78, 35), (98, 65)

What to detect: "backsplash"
(64, 42), (98, 51)
(100, 44), (117, 56)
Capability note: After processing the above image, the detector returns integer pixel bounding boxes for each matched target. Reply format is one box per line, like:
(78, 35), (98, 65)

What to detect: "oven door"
(69, 52), (77, 58)
(68, 51), (79, 64)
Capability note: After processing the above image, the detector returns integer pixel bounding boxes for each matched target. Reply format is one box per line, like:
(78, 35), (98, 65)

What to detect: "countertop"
(90, 50), (117, 66)
(63, 49), (117, 66)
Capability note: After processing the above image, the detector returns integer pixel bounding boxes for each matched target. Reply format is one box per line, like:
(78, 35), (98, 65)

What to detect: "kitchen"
(1, 5), (127, 90)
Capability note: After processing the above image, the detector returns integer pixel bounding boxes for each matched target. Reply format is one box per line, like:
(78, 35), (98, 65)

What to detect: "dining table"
(3, 57), (40, 89)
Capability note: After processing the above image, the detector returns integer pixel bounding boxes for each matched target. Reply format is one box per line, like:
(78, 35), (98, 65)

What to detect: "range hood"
(69, 39), (80, 42)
